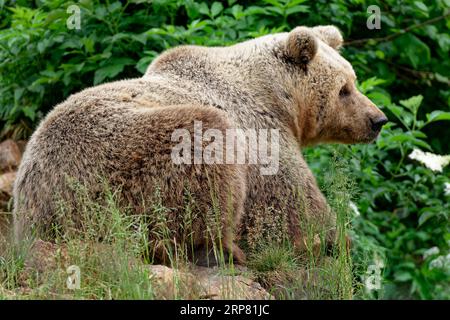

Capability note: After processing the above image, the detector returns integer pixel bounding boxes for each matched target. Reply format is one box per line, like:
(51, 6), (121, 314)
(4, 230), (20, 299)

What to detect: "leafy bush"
(306, 87), (450, 299)
(0, 0), (449, 299)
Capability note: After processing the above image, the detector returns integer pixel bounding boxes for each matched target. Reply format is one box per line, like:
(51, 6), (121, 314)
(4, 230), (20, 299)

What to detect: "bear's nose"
(370, 115), (388, 131)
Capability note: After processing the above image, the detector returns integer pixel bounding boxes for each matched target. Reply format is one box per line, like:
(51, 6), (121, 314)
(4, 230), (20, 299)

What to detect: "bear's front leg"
(242, 153), (333, 252)
(280, 152), (340, 257)
(289, 168), (333, 255)
(289, 163), (352, 257)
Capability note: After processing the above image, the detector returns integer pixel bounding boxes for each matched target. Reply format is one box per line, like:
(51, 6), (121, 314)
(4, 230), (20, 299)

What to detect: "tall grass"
(0, 155), (366, 299)
(247, 152), (361, 299)
(1, 180), (157, 299)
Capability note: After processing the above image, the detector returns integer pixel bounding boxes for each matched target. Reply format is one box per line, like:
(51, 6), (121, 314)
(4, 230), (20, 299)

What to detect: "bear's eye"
(339, 84), (351, 97)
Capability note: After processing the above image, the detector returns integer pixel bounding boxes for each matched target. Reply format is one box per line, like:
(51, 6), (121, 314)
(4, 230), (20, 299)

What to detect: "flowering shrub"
(408, 149), (450, 172)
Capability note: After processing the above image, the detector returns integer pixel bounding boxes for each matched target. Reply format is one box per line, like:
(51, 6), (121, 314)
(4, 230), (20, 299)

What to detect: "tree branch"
(344, 12), (450, 46)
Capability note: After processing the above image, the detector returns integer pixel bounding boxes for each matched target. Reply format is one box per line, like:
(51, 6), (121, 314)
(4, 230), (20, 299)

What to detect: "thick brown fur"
(13, 26), (386, 263)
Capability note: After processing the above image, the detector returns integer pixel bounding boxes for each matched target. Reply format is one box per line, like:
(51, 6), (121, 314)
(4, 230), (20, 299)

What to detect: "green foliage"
(2, 0), (448, 141)
(0, 0), (449, 299)
(306, 87), (450, 299)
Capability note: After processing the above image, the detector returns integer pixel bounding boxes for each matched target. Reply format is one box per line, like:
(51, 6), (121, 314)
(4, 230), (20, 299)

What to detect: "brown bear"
(13, 25), (387, 265)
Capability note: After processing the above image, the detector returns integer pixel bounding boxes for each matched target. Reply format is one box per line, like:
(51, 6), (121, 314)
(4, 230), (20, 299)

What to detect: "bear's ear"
(285, 27), (318, 65)
(312, 26), (343, 50)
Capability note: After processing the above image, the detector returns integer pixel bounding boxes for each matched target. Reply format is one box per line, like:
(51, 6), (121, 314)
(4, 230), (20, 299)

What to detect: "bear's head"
(278, 26), (388, 146)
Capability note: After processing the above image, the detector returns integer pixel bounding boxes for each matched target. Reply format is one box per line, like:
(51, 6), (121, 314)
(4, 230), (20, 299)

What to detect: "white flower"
(444, 183), (450, 196)
(349, 201), (360, 216)
(429, 254), (450, 272)
(373, 254), (385, 269)
(429, 256), (444, 269)
(423, 246), (440, 259)
(408, 148), (450, 172)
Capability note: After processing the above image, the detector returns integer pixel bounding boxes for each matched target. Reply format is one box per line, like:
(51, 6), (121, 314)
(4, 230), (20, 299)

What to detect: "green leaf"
(285, 5), (309, 16)
(135, 51), (158, 74)
(131, 33), (147, 45)
(210, 2), (223, 17)
(245, 6), (268, 16)
(107, 1), (122, 13)
(22, 106), (36, 121)
(385, 132), (431, 150)
(368, 91), (391, 107)
(286, 0), (308, 7)
(400, 95), (423, 113)
(385, 103), (413, 128)
(94, 58), (134, 85)
(414, 1), (428, 12)
(418, 210), (436, 226)
(266, 6), (284, 16)
(411, 131), (427, 139)
(81, 37), (95, 53)
(14, 88), (24, 105)
(37, 39), (50, 53)
(263, 0), (283, 8)
(426, 111), (450, 123)
(358, 77), (386, 94)
(198, 3), (209, 16)
(395, 34), (431, 68)
(394, 271), (413, 282)
(230, 4), (243, 19)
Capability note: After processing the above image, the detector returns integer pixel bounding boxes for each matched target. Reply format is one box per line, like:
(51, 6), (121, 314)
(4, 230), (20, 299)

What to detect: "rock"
(0, 172), (15, 240)
(147, 265), (197, 299)
(0, 171), (16, 211)
(23, 239), (68, 276)
(0, 171), (16, 195)
(0, 140), (22, 171)
(147, 264), (273, 300)
(15, 140), (28, 155)
(11, 238), (273, 300)
(195, 266), (274, 300)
